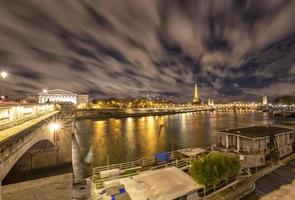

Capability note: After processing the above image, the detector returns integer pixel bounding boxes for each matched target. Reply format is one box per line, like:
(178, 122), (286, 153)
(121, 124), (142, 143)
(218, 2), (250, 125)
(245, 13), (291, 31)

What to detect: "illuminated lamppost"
(42, 89), (48, 103)
(49, 122), (61, 143)
(1, 70), (8, 103)
(49, 121), (62, 163)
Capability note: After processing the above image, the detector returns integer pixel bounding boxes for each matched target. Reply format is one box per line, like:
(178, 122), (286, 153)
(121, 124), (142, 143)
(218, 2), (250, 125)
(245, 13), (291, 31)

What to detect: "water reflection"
(74, 111), (286, 177)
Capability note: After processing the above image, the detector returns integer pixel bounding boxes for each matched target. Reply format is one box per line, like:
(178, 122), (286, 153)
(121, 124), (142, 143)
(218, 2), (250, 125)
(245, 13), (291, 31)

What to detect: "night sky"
(0, 0), (294, 102)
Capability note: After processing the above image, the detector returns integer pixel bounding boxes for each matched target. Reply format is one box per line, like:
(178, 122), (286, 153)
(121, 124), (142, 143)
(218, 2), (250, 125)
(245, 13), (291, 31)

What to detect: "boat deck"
(92, 148), (207, 188)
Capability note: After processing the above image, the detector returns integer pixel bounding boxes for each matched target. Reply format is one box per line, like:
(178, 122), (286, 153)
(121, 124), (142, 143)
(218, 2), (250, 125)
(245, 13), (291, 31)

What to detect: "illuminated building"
(262, 96), (268, 105)
(38, 89), (89, 106)
(193, 82), (201, 103)
(208, 98), (214, 106)
(38, 89), (78, 104)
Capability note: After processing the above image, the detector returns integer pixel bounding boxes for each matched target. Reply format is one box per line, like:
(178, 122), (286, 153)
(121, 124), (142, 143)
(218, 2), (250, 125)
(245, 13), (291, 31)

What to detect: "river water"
(73, 111), (287, 178)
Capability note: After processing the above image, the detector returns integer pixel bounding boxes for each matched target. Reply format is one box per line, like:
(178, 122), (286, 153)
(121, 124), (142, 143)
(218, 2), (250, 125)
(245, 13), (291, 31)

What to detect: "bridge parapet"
(0, 104), (55, 131)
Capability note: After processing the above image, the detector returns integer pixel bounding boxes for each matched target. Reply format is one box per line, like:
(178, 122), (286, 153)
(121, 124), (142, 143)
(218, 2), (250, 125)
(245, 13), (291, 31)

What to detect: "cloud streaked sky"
(0, 0), (294, 101)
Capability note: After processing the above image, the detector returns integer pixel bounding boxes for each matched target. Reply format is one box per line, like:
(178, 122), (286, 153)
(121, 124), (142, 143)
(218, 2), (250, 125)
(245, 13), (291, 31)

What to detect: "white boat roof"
(177, 148), (206, 157)
(104, 167), (202, 200)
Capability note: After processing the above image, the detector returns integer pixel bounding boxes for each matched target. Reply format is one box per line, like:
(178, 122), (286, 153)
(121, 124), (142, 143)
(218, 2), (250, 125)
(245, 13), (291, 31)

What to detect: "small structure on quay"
(216, 125), (295, 168)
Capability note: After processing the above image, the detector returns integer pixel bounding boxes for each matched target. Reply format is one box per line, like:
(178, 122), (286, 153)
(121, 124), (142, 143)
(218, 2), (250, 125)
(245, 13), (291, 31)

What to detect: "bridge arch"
(0, 123), (56, 181)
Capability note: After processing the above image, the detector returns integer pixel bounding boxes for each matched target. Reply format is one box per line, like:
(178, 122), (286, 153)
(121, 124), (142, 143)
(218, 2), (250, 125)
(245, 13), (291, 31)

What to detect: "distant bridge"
(207, 103), (260, 111)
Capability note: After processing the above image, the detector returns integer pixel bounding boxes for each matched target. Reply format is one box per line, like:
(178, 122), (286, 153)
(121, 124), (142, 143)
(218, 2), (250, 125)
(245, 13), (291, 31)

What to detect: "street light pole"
(0, 70), (7, 104)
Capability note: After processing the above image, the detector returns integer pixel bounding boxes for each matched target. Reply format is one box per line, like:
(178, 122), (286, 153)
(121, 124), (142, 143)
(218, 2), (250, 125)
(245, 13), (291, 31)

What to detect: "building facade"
(77, 94), (89, 104)
(38, 89), (78, 104)
(22, 94), (38, 103)
(216, 125), (295, 168)
(77, 94), (89, 108)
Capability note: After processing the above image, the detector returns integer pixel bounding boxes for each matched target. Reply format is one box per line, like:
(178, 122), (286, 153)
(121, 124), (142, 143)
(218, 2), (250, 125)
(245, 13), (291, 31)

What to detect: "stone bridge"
(0, 104), (73, 199)
(0, 112), (58, 181)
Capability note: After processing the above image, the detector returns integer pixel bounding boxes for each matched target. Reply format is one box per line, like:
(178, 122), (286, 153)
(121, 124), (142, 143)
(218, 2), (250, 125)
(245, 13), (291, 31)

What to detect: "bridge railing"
(0, 104), (55, 131)
(0, 111), (58, 167)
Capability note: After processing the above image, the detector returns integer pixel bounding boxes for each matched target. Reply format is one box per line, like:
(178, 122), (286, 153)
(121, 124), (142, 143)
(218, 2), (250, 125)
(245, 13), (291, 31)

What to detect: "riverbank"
(75, 108), (204, 120)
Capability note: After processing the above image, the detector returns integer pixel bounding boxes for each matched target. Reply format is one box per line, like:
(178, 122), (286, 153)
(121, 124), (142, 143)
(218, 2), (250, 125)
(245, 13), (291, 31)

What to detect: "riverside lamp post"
(1, 70), (7, 103)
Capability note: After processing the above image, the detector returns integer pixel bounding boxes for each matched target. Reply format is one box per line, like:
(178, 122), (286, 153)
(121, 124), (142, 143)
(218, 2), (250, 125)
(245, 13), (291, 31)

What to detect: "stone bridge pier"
(0, 112), (73, 200)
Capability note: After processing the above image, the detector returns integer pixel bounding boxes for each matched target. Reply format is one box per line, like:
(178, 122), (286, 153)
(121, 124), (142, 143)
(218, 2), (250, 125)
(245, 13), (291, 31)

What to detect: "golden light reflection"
(93, 121), (108, 165)
(181, 113), (187, 131)
(139, 115), (166, 155)
(113, 119), (121, 127)
(126, 117), (135, 151)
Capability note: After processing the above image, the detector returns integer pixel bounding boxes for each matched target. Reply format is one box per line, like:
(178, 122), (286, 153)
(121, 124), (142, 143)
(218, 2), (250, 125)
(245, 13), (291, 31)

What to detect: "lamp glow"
(43, 89), (48, 93)
(49, 122), (61, 132)
(1, 71), (7, 79)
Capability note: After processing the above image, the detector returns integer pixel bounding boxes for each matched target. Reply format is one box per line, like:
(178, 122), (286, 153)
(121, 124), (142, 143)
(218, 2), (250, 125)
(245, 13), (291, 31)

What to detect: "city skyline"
(0, 1), (294, 102)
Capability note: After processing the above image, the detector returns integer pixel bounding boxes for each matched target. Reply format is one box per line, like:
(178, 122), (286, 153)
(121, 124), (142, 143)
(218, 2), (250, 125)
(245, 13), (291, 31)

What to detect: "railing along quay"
(92, 151), (196, 187)
(93, 151), (178, 174)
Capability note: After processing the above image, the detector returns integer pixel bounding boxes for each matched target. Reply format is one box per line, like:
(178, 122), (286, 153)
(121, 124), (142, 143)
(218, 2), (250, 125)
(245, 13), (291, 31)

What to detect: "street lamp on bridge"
(49, 122), (61, 132)
(1, 70), (8, 103)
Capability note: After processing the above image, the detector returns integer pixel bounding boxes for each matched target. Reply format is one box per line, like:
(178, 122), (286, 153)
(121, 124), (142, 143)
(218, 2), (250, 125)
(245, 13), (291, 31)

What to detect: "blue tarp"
(155, 152), (169, 164)
(111, 187), (126, 200)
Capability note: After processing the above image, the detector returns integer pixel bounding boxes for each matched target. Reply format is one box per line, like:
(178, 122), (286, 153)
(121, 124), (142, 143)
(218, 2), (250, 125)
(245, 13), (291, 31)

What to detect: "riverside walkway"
(244, 159), (295, 200)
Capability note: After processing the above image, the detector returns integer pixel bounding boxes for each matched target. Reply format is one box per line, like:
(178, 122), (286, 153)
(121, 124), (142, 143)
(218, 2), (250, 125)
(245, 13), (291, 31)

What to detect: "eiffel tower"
(193, 81), (201, 104)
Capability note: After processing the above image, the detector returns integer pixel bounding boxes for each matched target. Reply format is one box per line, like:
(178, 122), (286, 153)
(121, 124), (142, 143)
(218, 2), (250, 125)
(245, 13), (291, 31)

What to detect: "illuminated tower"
(193, 82), (201, 103)
(262, 96), (268, 105)
(208, 98), (215, 106)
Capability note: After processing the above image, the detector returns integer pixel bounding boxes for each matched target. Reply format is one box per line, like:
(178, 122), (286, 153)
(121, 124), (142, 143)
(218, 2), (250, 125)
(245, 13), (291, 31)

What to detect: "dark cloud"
(0, 0), (294, 101)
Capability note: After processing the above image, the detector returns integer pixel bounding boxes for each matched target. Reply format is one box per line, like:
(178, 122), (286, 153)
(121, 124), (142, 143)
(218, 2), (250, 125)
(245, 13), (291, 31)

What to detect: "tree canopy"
(191, 152), (240, 187)
(273, 95), (295, 104)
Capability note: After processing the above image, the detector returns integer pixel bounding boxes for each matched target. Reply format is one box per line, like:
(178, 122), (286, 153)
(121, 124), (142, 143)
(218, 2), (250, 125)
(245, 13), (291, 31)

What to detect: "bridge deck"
(0, 111), (60, 144)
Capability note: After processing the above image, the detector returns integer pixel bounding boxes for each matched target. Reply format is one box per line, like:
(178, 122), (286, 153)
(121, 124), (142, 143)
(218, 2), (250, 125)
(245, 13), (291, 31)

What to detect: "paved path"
(0, 111), (60, 144)
(244, 160), (295, 200)
(2, 173), (72, 200)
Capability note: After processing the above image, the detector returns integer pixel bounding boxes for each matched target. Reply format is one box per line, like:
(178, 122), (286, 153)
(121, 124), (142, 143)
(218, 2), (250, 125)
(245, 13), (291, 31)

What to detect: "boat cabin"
(216, 125), (295, 168)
